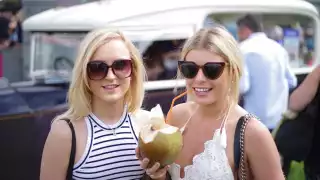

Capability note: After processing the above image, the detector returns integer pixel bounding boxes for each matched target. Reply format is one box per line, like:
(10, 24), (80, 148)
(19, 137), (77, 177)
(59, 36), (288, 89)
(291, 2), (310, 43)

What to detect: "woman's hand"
(136, 148), (170, 180)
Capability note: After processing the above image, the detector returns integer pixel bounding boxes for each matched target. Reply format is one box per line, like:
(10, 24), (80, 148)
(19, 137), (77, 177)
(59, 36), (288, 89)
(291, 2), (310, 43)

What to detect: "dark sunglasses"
(87, 59), (132, 80)
(178, 61), (226, 80)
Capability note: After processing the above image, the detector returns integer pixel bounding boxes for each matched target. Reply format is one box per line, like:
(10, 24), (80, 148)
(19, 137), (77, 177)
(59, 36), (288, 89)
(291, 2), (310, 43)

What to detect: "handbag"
(273, 87), (319, 162)
(234, 114), (254, 180)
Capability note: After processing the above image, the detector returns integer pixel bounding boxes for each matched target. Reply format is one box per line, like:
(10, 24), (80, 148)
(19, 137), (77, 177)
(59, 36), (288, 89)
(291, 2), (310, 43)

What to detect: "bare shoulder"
(244, 114), (280, 160)
(226, 106), (283, 179)
(40, 118), (76, 180)
(243, 116), (284, 179)
(44, 117), (86, 155)
(245, 115), (272, 143)
(43, 119), (74, 157)
(48, 119), (73, 142)
(233, 106), (274, 148)
(226, 106), (268, 140)
(169, 102), (196, 128)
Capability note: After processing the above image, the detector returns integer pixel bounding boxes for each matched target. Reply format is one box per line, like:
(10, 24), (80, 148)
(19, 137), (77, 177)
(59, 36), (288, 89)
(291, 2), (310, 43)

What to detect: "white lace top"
(168, 106), (234, 180)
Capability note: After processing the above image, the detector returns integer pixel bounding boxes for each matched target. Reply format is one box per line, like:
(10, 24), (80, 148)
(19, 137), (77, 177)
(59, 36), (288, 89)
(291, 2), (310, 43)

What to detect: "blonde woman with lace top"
(138, 27), (285, 180)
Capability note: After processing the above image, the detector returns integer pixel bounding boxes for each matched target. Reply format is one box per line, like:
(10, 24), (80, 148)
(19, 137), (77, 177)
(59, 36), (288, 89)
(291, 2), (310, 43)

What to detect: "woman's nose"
(194, 69), (207, 82)
(105, 68), (116, 79)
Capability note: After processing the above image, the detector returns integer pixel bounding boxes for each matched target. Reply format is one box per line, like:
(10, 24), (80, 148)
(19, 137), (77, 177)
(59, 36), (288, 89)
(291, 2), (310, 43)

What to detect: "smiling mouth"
(102, 85), (120, 90)
(193, 88), (213, 92)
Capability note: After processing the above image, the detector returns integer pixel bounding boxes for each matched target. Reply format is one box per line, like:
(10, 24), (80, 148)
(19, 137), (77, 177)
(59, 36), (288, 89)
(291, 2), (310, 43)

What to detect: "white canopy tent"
(23, 0), (318, 32)
(22, 0), (320, 89)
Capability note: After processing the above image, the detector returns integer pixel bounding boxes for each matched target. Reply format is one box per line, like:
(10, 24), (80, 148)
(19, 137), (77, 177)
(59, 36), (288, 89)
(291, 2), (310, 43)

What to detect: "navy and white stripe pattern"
(72, 109), (145, 180)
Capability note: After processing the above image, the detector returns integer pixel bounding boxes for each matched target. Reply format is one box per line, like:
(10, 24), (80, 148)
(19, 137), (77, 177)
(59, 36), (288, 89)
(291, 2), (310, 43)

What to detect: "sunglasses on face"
(87, 59), (132, 80)
(178, 61), (226, 80)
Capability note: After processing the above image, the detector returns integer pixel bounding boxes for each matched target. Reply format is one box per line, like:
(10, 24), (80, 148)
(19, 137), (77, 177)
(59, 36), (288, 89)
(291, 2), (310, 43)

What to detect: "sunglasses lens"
(203, 63), (225, 80)
(112, 60), (132, 78)
(179, 61), (199, 79)
(87, 61), (108, 80)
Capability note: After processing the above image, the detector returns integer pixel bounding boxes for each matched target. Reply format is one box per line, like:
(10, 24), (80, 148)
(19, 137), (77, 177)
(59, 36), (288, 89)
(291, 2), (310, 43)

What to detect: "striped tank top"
(72, 109), (145, 180)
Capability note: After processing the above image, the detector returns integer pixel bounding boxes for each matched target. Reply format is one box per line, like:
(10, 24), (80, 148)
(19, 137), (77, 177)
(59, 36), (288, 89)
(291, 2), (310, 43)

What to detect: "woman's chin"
(193, 98), (217, 106)
(191, 93), (217, 105)
(102, 95), (124, 103)
(93, 93), (124, 104)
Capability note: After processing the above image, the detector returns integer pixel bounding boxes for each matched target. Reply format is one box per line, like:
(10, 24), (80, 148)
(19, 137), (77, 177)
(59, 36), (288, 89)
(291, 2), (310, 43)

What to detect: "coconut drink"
(138, 104), (183, 167)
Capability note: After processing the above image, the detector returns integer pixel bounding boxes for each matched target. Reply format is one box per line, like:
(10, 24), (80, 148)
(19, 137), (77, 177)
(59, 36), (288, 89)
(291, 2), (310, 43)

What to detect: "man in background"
(237, 14), (297, 132)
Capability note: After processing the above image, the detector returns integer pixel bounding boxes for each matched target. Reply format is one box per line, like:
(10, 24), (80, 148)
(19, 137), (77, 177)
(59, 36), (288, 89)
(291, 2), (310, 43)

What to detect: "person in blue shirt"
(237, 14), (297, 131)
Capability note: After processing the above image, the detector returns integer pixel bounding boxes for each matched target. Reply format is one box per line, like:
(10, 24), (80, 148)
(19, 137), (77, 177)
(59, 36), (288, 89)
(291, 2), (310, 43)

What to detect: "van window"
(205, 13), (316, 69)
(33, 33), (82, 78)
(32, 33), (185, 82)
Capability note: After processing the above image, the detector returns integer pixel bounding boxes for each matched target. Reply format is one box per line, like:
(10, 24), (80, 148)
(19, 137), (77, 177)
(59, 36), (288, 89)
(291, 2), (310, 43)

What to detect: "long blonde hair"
(55, 28), (146, 121)
(179, 26), (243, 103)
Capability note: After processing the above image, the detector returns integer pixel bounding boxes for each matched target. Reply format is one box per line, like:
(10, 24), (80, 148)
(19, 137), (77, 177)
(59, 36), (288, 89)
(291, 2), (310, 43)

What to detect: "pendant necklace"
(112, 128), (117, 136)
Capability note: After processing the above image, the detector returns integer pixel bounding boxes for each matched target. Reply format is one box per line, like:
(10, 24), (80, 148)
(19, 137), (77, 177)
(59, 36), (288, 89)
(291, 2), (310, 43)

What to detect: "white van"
(23, 0), (320, 111)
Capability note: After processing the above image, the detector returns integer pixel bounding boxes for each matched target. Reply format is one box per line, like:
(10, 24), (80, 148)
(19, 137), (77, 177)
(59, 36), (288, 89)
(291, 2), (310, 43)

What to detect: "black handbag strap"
(234, 116), (244, 171)
(234, 114), (253, 180)
(61, 119), (76, 180)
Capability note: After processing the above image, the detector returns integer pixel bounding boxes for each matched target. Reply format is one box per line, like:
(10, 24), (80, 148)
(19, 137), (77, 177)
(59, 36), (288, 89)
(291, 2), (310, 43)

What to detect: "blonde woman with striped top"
(40, 28), (152, 180)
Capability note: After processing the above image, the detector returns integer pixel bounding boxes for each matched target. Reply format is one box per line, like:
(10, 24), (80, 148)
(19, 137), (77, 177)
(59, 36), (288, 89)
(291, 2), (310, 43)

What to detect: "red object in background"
(0, 53), (2, 77)
(307, 59), (314, 66)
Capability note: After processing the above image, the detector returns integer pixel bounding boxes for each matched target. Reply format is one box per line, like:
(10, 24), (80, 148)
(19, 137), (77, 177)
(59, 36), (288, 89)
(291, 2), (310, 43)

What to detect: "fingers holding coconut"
(140, 157), (150, 169)
(138, 156), (168, 179)
(146, 163), (169, 179)
(136, 147), (150, 169)
(137, 150), (167, 169)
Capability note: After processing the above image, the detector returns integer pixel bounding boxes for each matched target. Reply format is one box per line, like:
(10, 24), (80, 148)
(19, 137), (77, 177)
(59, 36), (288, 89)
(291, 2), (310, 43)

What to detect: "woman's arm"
(40, 120), (72, 180)
(289, 66), (320, 112)
(245, 119), (285, 180)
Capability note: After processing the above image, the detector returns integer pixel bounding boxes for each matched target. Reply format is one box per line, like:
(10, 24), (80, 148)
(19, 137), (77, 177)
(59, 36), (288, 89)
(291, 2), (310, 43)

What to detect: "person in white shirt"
(237, 14), (297, 131)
